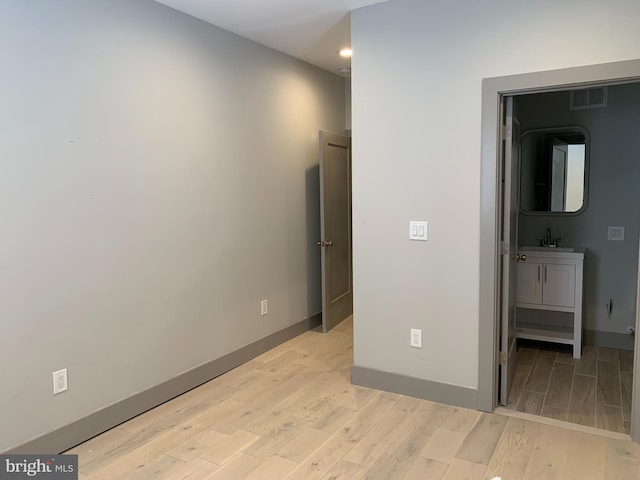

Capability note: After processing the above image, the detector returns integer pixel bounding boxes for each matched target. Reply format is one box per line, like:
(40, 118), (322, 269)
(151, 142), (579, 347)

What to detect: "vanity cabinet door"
(517, 262), (542, 305)
(543, 264), (576, 307)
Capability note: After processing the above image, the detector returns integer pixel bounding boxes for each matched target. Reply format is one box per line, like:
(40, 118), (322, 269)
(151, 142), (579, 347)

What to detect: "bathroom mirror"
(520, 127), (589, 215)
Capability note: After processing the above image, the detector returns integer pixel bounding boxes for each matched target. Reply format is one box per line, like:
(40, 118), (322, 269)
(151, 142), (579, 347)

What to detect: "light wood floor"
(67, 317), (640, 479)
(507, 342), (634, 435)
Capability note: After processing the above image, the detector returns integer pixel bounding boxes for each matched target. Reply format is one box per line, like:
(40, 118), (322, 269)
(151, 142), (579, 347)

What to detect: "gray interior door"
(499, 97), (521, 405)
(551, 138), (569, 212)
(319, 131), (352, 333)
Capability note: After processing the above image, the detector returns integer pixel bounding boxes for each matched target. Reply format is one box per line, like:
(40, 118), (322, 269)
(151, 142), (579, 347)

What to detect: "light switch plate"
(409, 221), (428, 241)
(608, 226), (624, 241)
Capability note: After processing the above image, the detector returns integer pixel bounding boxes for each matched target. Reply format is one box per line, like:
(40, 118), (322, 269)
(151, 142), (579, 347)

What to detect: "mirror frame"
(519, 125), (591, 216)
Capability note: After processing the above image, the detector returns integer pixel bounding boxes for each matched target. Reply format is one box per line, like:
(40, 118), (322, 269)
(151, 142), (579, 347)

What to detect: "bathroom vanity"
(516, 246), (585, 358)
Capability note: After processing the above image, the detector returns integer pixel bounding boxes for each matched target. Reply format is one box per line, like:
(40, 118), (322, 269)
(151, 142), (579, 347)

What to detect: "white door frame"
(478, 59), (640, 442)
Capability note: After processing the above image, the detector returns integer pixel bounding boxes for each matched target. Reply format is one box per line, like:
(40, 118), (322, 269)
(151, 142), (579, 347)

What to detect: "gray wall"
(0, 0), (344, 452)
(517, 84), (640, 341)
(351, 0), (640, 390)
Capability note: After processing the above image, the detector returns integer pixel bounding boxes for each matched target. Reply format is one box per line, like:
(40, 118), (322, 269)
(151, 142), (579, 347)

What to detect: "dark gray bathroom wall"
(517, 83), (640, 348)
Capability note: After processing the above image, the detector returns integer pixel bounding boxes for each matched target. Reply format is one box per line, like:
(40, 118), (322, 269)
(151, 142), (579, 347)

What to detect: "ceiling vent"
(569, 87), (607, 110)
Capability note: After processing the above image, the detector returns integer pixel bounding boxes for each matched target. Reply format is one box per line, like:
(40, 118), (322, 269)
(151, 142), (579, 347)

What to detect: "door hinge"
(501, 241), (509, 255)
(498, 351), (507, 365)
(501, 124), (512, 141)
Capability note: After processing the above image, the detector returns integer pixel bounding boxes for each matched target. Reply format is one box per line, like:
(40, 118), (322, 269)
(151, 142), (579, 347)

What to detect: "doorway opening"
(478, 60), (640, 443)
(501, 85), (638, 435)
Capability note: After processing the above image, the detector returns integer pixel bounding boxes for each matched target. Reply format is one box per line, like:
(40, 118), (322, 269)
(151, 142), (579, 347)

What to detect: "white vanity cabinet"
(516, 247), (585, 358)
(517, 262), (576, 307)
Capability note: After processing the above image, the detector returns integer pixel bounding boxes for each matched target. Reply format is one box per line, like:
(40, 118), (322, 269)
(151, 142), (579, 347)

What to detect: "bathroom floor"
(506, 342), (634, 434)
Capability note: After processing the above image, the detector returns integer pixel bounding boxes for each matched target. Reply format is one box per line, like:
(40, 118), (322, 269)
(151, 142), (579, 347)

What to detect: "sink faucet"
(538, 228), (561, 247)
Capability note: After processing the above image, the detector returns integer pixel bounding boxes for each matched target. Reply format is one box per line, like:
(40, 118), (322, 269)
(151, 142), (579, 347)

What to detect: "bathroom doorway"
(500, 85), (638, 435)
(478, 60), (640, 442)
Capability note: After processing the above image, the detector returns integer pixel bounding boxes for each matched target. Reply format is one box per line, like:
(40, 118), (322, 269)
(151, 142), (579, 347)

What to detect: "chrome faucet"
(539, 227), (561, 247)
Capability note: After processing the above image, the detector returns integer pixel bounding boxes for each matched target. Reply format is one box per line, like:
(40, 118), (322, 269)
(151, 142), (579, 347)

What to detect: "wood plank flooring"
(507, 342), (633, 434)
(66, 318), (640, 479)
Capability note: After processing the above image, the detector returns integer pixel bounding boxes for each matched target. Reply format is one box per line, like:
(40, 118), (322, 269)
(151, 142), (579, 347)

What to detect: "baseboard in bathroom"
(584, 329), (634, 351)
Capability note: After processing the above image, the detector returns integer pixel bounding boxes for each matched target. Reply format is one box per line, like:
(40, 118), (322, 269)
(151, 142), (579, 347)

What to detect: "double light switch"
(409, 221), (428, 241)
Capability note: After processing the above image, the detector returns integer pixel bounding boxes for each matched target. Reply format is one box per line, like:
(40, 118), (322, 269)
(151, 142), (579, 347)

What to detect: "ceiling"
(154, 0), (388, 76)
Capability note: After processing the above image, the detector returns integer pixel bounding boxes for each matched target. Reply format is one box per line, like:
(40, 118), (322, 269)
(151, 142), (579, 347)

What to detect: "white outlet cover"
(260, 299), (268, 316)
(53, 368), (68, 395)
(410, 328), (422, 348)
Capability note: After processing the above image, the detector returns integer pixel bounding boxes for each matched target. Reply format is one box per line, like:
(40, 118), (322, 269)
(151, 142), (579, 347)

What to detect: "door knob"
(317, 240), (334, 247)
(516, 254), (527, 262)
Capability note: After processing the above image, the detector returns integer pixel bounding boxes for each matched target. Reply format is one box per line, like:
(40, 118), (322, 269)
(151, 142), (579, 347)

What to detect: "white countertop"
(518, 245), (586, 259)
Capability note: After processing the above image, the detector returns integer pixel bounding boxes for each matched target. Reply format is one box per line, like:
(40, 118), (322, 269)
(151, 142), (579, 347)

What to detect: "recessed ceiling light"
(339, 48), (353, 58)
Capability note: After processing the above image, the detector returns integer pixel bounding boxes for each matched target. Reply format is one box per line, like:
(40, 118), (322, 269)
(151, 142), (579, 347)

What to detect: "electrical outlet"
(52, 369), (68, 395)
(260, 299), (268, 316)
(410, 328), (422, 348)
